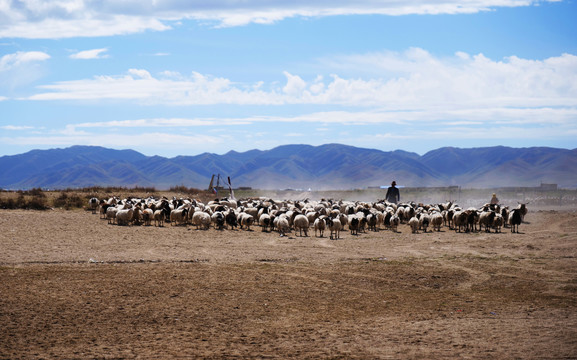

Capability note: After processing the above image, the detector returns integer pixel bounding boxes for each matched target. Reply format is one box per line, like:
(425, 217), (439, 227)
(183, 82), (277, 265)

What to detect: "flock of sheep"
(90, 195), (528, 238)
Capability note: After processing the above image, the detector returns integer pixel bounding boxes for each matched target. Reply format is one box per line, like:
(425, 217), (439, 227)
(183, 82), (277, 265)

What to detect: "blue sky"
(1, 0), (576, 157)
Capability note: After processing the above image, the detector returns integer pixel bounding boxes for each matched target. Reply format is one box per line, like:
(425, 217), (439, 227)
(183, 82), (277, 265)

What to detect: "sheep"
(99, 202), (111, 219)
(444, 208), (455, 229)
(306, 211), (319, 227)
(170, 208), (189, 226)
(225, 209), (238, 230)
(517, 203), (528, 222)
(211, 211), (226, 230)
(154, 208), (167, 227)
(259, 213), (272, 232)
(408, 216), (419, 234)
(106, 206), (118, 225)
(479, 210), (496, 233)
(389, 214), (400, 232)
(403, 206), (415, 223)
(348, 215), (360, 235)
(466, 208), (479, 232)
(508, 208), (522, 233)
(501, 207), (510, 228)
(88, 197), (99, 214)
(396, 207), (406, 223)
(430, 212), (443, 232)
(293, 214), (309, 237)
(418, 213), (430, 233)
(383, 211), (392, 230)
(243, 207), (259, 221)
(275, 215), (290, 236)
(192, 211), (211, 230)
(326, 217), (342, 240)
(492, 213), (504, 233)
(116, 208), (134, 226)
(313, 216), (326, 237)
(367, 212), (379, 231)
(142, 208), (154, 226)
(453, 211), (468, 233)
(132, 205), (143, 225)
(239, 213), (255, 231)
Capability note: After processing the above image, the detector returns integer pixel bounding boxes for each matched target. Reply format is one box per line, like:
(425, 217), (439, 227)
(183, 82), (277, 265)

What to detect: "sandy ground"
(1, 206), (576, 359)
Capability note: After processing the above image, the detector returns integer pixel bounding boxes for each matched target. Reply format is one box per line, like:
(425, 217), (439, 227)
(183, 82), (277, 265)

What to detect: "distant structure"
(208, 174), (236, 199)
(540, 183), (558, 191)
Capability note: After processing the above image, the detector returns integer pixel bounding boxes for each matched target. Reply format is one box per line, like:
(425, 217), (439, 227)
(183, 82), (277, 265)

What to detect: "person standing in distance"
(385, 181), (400, 204)
(490, 193), (499, 205)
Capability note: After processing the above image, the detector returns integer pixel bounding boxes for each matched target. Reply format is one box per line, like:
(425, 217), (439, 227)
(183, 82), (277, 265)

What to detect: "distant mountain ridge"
(1, 144), (576, 190)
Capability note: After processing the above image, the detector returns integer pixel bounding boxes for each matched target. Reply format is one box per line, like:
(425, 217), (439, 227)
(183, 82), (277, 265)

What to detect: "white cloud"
(3, 107), (575, 157)
(0, 51), (51, 72)
(24, 51), (577, 112)
(0, 0), (558, 39)
(69, 48), (109, 60)
(69, 117), (252, 129)
(0, 51), (51, 89)
(0, 125), (35, 130)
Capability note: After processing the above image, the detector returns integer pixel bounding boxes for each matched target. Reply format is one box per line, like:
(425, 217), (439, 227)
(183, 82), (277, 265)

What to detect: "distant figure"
(490, 193), (499, 205)
(385, 181), (400, 204)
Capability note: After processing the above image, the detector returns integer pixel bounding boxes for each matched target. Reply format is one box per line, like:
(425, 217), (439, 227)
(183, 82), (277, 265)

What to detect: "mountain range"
(1, 144), (576, 190)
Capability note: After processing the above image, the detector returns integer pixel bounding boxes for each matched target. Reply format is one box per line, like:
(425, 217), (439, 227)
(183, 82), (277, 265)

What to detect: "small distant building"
(540, 183), (557, 191)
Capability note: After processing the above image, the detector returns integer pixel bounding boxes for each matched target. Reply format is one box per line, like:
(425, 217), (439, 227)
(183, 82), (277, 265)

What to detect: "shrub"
(53, 192), (85, 210)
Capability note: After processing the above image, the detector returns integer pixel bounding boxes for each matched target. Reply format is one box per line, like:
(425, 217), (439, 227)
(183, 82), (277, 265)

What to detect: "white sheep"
(106, 206), (118, 225)
(238, 212), (255, 231)
(430, 212), (443, 232)
(259, 213), (272, 232)
(306, 211), (319, 227)
(132, 205), (143, 225)
(395, 207), (405, 223)
(153, 209), (166, 227)
(408, 216), (419, 233)
(142, 208), (154, 226)
(389, 214), (400, 232)
(275, 215), (290, 236)
(170, 208), (189, 226)
(492, 213), (504, 233)
(366, 212), (378, 232)
(348, 214), (361, 235)
(313, 216), (326, 237)
(403, 206), (415, 223)
(211, 211), (226, 230)
(88, 197), (99, 214)
(452, 211), (467, 233)
(326, 217), (342, 240)
(293, 214), (310, 237)
(116, 208), (134, 226)
(192, 211), (211, 230)
(418, 214), (430, 233)
(243, 207), (259, 221)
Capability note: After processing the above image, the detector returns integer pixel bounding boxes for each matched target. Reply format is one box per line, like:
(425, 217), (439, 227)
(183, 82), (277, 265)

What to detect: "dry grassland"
(1, 204), (576, 358)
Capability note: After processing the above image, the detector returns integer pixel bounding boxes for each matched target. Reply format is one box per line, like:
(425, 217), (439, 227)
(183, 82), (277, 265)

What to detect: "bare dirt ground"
(1, 206), (576, 359)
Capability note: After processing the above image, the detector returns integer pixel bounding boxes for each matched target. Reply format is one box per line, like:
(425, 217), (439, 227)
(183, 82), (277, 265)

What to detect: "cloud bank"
(4, 48), (575, 156)
(0, 0), (557, 38)
(25, 50), (577, 112)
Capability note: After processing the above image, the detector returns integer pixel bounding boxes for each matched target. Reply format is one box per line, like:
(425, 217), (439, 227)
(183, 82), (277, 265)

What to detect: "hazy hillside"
(1, 144), (575, 190)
